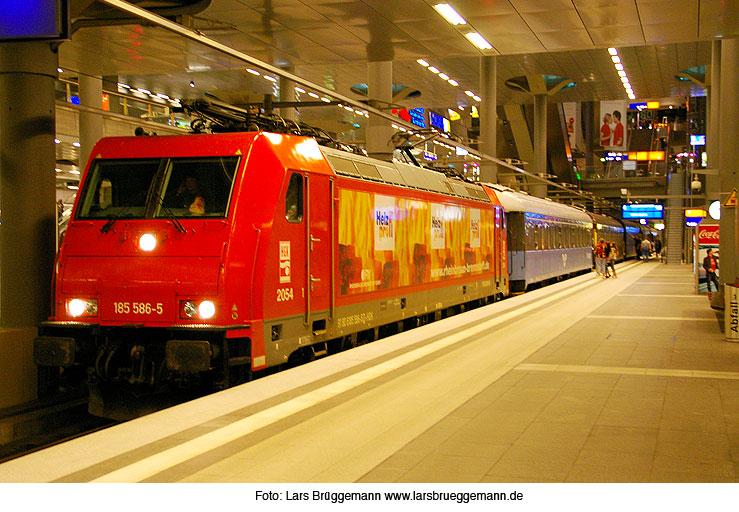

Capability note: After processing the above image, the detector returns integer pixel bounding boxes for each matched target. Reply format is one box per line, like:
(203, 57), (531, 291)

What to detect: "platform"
(0, 261), (737, 484)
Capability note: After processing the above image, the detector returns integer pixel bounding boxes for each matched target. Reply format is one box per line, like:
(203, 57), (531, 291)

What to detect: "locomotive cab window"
(285, 173), (303, 223)
(77, 159), (161, 219)
(158, 156), (239, 218)
(77, 156), (239, 220)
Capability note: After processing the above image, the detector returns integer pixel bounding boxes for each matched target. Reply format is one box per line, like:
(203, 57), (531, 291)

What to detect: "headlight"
(179, 300), (216, 320)
(138, 233), (157, 252)
(66, 298), (98, 318)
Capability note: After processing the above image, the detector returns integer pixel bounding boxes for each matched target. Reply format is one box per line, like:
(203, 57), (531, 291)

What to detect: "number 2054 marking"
(114, 302), (164, 315)
(276, 287), (294, 302)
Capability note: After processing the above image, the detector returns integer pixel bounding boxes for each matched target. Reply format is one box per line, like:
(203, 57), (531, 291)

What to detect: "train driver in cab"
(175, 175), (205, 215)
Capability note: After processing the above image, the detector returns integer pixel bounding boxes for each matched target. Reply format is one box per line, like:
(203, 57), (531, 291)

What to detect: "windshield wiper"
(100, 206), (132, 233)
(153, 192), (187, 233)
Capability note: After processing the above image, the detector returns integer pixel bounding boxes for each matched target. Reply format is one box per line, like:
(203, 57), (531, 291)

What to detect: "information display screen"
(0, 0), (69, 41)
(429, 111), (450, 132)
(622, 204), (664, 220)
(690, 134), (705, 146)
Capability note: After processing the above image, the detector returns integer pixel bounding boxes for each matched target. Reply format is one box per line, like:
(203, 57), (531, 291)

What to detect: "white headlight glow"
(68, 299), (87, 317)
(139, 233), (157, 252)
(198, 300), (216, 319)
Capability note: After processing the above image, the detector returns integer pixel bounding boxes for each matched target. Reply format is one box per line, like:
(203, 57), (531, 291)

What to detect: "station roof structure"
(59, 0), (738, 120)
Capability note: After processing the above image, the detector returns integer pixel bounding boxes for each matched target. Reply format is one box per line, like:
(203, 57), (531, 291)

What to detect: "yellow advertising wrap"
(338, 188), (495, 296)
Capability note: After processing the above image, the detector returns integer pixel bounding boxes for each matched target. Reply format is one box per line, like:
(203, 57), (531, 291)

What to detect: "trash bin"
(727, 283), (739, 342)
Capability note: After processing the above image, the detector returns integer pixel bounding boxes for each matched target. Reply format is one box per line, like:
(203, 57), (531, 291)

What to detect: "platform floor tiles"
(358, 264), (739, 483)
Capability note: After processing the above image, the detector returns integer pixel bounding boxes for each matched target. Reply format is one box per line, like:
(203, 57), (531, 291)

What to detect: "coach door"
(304, 173), (332, 333)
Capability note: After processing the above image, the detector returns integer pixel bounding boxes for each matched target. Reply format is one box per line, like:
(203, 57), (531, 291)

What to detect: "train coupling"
(165, 339), (213, 373)
(34, 336), (76, 367)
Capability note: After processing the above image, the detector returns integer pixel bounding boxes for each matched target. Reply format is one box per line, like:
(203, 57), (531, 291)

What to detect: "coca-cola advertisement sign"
(698, 225), (719, 245)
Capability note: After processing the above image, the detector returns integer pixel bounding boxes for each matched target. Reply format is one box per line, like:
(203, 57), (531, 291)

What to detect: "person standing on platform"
(595, 239), (606, 277)
(703, 248), (719, 294)
(634, 235), (641, 260)
(608, 242), (618, 278)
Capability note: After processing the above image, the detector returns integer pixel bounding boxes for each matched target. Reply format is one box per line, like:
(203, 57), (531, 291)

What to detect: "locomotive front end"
(34, 135), (254, 419)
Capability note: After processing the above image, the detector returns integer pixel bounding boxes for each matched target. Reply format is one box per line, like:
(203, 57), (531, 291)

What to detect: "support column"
(718, 38), (739, 286)
(280, 73), (297, 122)
(531, 94), (548, 197)
(479, 56), (497, 183)
(706, 40), (721, 202)
(583, 101), (595, 174)
(366, 60), (394, 162)
(0, 42), (58, 407)
(78, 74), (104, 170)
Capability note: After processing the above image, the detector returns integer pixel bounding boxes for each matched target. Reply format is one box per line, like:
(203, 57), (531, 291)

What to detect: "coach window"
(285, 173), (303, 222)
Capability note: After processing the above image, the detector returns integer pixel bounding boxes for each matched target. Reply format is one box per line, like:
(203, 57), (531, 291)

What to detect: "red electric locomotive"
(35, 127), (508, 419)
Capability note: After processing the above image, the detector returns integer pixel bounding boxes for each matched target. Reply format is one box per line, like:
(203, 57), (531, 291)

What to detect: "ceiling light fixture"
(417, 59), (429, 67)
(433, 3), (467, 25)
(428, 66), (440, 73)
(448, 79), (459, 86)
(608, 47), (618, 56)
(246, 68), (260, 76)
(438, 73), (450, 80)
(465, 32), (493, 50)
(611, 56), (621, 64)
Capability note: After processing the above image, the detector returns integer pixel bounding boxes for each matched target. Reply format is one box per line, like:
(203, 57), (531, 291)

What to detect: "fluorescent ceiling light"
(464, 90), (475, 97)
(615, 63), (624, 71)
(608, 47), (618, 55)
(448, 79), (459, 86)
(246, 68), (260, 75)
(433, 3), (467, 25)
(264, 75), (277, 82)
(618, 70), (627, 77)
(472, 95), (481, 102)
(428, 66), (440, 73)
(417, 59), (429, 66)
(621, 76), (629, 83)
(612, 56), (621, 64)
(438, 73), (449, 80)
(465, 32), (493, 50)
(295, 87), (305, 93)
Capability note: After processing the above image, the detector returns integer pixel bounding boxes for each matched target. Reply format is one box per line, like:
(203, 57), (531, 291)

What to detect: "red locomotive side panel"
(239, 134), (334, 368)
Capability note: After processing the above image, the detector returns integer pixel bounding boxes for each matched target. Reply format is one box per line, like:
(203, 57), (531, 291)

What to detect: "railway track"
(0, 392), (117, 463)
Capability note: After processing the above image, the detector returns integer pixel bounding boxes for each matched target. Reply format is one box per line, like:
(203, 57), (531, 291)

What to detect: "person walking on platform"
(703, 248), (719, 295)
(607, 242), (618, 278)
(603, 241), (612, 277)
(641, 238), (651, 261)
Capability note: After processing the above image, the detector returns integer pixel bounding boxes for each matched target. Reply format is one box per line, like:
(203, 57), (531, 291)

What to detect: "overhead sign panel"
(429, 110), (450, 132)
(0, 0), (69, 41)
(622, 203), (664, 220)
(409, 107), (426, 128)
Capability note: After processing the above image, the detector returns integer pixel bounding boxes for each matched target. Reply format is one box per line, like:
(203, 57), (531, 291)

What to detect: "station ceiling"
(60, 1), (737, 119)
